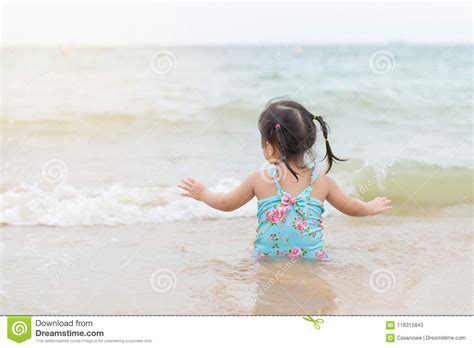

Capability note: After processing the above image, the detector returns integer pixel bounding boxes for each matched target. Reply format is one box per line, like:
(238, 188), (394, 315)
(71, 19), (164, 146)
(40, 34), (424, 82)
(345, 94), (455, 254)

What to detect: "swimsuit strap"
(267, 164), (284, 195)
(268, 164), (318, 197)
(301, 166), (319, 197)
(310, 166), (319, 184)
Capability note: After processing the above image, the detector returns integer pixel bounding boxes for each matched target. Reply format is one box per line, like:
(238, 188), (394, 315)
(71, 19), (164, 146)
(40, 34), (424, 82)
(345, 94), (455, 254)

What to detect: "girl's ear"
(264, 142), (281, 160)
(264, 141), (274, 157)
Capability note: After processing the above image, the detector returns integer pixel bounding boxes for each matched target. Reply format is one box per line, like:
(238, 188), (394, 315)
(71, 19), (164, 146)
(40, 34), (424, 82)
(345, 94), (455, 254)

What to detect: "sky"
(2, 1), (472, 45)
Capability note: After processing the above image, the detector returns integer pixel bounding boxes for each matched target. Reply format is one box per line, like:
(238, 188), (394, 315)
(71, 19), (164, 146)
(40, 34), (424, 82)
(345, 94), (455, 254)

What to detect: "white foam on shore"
(1, 161), (471, 226)
(0, 179), (259, 226)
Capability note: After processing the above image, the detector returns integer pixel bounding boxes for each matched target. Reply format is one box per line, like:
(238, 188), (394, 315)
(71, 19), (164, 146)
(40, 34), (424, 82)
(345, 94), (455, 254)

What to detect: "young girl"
(178, 99), (391, 260)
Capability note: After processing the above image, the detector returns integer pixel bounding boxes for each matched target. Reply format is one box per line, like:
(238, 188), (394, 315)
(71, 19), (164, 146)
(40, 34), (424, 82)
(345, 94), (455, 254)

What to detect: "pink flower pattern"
(258, 192), (328, 261)
(287, 247), (302, 259)
(293, 218), (309, 231)
(316, 250), (328, 261)
(265, 204), (290, 224)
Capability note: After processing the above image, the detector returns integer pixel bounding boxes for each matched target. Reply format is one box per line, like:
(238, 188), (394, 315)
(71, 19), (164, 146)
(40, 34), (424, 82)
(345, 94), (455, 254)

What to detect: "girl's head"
(258, 98), (345, 179)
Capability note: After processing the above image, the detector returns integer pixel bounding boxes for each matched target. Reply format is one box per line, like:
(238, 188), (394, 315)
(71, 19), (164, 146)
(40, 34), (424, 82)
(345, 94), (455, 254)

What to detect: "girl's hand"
(366, 197), (392, 215)
(178, 178), (208, 201)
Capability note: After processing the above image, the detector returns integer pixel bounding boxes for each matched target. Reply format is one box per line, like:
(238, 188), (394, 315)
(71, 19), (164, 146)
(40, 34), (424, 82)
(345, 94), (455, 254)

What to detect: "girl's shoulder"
(310, 173), (333, 200)
(313, 173), (337, 190)
(248, 169), (273, 186)
(313, 172), (329, 184)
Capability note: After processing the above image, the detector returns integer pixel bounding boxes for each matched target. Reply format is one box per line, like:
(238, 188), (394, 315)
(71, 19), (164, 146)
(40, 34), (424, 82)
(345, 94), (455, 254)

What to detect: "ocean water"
(1, 46), (472, 226)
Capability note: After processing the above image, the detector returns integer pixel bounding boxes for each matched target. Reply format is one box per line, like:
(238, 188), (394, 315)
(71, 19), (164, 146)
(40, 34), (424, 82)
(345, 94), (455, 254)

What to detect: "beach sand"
(1, 209), (471, 315)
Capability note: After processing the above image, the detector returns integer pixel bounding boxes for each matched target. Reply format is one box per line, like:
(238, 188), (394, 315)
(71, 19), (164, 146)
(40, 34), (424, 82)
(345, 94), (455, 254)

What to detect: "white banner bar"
(0, 316), (472, 347)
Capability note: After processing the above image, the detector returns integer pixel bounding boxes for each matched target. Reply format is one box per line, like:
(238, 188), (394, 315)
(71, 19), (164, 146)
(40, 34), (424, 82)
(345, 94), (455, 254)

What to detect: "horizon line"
(1, 42), (472, 48)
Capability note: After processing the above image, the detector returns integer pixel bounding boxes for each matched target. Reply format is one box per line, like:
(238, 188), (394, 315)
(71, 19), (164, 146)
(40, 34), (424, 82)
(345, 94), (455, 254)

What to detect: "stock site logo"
(7, 316), (32, 343)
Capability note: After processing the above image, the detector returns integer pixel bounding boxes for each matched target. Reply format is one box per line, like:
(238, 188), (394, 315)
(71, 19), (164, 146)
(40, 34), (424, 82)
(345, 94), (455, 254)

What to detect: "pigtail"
(314, 116), (347, 173)
(275, 123), (300, 180)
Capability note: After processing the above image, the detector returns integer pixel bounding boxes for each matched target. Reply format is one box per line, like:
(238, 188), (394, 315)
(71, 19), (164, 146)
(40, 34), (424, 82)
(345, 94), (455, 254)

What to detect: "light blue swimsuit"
(254, 165), (330, 261)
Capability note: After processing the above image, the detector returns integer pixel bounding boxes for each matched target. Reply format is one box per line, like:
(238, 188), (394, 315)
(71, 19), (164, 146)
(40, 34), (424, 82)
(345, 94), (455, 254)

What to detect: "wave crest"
(1, 162), (471, 226)
(0, 178), (256, 226)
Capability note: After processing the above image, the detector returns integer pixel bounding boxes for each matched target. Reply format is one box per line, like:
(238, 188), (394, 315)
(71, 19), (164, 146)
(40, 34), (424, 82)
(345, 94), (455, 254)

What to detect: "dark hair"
(258, 98), (346, 180)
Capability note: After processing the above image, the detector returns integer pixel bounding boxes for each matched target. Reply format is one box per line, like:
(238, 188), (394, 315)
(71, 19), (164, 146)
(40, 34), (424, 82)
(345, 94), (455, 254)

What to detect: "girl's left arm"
(324, 175), (392, 216)
(178, 173), (256, 212)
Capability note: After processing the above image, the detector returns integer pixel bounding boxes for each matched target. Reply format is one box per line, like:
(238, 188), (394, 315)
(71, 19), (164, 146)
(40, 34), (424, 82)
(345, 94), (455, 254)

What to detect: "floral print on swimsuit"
(254, 165), (330, 261)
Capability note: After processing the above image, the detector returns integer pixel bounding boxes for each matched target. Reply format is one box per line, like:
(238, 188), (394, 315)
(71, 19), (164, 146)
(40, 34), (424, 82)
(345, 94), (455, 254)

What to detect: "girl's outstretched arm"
(178, 173), (256, 212)
(324, 176), (392, 216)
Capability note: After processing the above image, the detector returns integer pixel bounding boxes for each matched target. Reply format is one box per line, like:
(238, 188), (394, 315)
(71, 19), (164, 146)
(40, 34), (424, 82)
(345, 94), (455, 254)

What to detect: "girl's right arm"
(324, 176), (392, 217)
(178, 173), (256, 212)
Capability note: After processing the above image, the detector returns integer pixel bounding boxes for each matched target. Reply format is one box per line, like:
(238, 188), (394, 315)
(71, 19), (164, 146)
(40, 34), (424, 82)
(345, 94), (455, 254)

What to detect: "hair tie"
(275, 123), (281, 130)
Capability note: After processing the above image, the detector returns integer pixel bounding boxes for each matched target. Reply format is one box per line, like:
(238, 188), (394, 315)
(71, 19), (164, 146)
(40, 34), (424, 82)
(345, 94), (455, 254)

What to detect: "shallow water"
(1, 213), (471, 315)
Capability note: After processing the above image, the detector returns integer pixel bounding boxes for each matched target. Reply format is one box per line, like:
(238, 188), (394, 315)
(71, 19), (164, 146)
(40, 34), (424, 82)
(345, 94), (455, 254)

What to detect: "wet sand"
(0, 211), (472, 315)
